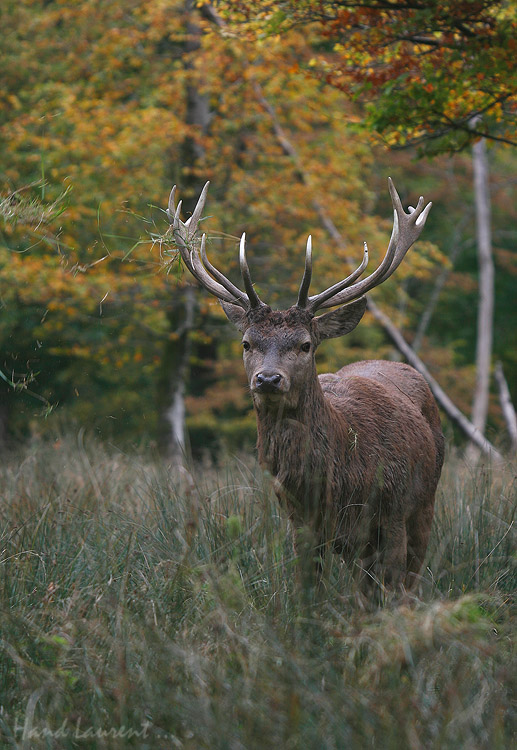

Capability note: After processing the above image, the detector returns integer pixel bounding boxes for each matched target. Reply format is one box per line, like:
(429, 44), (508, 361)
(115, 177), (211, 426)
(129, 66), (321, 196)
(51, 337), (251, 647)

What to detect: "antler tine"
(189, 235), (248, 308)
(306, 241), (369, 312)
(184, 180), (210, 232)
(173, 198), (183, 231)
(308, 179), (432, 312)
(239, 233), (264, 309)
(171, 198), (208, 292)
(374, 177), (432, 286)
(168, 181), (210, 234)
(167, 184), (249, 309)
(296, 235), (313, 308)
(200, 234), (249, 305)
(167, 185), (177, 221)
(170, 196), (198, 277)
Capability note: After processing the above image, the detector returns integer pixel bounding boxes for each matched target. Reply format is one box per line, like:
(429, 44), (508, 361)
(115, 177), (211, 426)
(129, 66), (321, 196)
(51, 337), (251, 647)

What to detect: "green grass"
(0, 436), (515, 749)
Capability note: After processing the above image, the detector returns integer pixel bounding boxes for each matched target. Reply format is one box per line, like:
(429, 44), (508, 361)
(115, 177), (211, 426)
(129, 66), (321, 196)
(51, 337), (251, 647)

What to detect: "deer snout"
(253, 371), (287, 394)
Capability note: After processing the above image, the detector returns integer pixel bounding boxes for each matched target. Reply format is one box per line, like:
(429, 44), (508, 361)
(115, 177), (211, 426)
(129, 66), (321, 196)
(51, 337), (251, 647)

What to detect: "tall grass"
(0, 436), (515, 749)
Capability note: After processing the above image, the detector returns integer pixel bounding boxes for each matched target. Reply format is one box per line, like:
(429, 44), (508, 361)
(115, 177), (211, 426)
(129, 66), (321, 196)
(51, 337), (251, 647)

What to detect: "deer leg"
(293, 524), (326, 589)
(379, 518), (408, 589)
(358, 509), (407, 591)
(404, 502), (435, 589)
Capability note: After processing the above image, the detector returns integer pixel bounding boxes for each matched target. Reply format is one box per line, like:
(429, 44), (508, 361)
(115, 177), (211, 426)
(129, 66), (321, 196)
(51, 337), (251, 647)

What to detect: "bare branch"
(494, 361), (517, 454)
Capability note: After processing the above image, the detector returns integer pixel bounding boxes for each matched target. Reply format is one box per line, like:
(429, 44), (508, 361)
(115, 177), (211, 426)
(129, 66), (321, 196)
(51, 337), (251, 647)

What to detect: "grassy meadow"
(0, 435), (515, 749)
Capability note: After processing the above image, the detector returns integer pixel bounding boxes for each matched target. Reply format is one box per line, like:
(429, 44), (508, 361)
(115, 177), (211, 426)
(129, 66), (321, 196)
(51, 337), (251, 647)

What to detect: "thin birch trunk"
(466, 136), (495, 463)
(158, 286), (196, 460)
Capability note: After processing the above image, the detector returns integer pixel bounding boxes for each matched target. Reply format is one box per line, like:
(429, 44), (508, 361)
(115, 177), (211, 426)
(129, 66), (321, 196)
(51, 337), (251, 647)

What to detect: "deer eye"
(300, 342), (311, 353)
(242, 341), (250, 351)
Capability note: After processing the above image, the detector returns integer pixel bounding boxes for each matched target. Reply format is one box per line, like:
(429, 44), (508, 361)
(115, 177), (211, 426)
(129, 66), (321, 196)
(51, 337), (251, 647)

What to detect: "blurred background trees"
(1, 0), (515, 456)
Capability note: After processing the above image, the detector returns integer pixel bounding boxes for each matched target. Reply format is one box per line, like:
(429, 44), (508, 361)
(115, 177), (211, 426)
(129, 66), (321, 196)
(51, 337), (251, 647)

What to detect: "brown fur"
(226, 303), (444, 589)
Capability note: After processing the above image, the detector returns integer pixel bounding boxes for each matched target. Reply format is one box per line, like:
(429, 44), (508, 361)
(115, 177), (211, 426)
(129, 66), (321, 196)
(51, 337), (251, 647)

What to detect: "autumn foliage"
(217, 1), (516, 154)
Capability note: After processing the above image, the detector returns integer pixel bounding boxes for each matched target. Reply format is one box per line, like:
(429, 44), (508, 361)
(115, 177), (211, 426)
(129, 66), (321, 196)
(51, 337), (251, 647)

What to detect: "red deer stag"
(167, 181), (444, 589)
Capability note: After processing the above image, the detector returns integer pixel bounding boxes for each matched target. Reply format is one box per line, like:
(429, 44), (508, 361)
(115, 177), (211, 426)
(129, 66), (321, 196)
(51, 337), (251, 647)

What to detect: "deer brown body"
(167, 180), (444, 588)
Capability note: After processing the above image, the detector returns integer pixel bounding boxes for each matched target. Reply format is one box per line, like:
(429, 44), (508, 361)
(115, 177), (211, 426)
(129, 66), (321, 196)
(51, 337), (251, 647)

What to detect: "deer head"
(167, 181), (432, 409)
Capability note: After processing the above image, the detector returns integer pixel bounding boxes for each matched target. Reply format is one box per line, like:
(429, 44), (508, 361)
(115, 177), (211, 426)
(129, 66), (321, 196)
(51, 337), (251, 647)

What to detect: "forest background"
(1, 0), (516, 459)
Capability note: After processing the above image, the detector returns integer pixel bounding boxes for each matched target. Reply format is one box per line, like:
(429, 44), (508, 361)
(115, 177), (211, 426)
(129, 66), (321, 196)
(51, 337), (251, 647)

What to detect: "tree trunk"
(157, 286), (196, 461)
(157, 0), (212, 459)
(466, 137), (495, 464)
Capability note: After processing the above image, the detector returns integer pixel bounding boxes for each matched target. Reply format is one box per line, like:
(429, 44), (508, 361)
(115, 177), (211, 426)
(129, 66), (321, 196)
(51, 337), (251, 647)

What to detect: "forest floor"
(0, 436), (515, 749)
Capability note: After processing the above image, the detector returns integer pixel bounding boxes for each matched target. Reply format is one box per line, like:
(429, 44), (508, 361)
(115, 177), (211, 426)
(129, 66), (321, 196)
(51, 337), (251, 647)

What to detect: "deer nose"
(255, 371), (283, 392)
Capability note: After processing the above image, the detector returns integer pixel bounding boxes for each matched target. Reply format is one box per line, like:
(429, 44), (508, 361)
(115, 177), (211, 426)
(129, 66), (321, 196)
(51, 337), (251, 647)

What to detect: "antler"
(167, 182), (264, 311)
(168, 178), (431, 316)
(297, 178), (432, 312)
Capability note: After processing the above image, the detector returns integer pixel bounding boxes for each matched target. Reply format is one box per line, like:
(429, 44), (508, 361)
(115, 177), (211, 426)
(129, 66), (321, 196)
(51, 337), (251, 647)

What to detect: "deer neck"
(254, 369), (336, 474)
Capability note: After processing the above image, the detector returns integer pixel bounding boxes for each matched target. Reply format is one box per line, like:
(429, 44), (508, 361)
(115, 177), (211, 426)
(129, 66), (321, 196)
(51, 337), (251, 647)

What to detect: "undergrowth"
(0, 436), (515, 749)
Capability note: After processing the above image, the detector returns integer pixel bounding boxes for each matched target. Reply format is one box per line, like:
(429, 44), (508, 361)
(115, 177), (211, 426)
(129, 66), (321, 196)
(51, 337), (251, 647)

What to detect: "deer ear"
(312, 297), (367, 342)
(220, 301), (249, 332)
